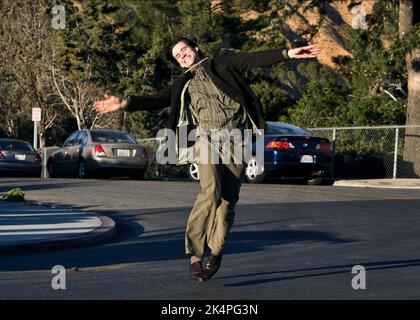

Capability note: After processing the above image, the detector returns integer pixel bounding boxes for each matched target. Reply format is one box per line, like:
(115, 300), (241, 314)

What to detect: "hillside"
(238, 0), (376, 69)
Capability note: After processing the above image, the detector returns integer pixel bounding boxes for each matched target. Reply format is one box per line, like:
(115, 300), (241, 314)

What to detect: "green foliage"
(281, 79), (347, 128)
(177, 0), (243, 55)
(346, 95), (406, 126)
(250, 82), (290, 121)
(233, 0), (271, 12)
(2, 188), (25, 202)
(334, 148), (387, 179)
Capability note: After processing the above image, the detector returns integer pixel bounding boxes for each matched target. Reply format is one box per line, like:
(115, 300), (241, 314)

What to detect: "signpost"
(32, 107), (41, 150)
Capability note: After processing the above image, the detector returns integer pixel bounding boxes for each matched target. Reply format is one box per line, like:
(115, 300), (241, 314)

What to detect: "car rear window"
(0, 141), (34, 152)
(267, 123), (312, 136)
(91, 131), (137, 144)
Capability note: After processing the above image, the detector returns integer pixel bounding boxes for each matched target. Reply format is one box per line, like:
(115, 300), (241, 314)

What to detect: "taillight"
(316, 142), (332, 152)
(0, 151), (4, 158)
(34, 153), (42, 162)
(95, 144), (106, 157)
(266, 141), (295, 150)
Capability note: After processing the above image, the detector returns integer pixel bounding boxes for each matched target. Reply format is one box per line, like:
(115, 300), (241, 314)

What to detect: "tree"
(0, 0), (62, 148)
(399, 0), (420, 176)
(281, 78), (347, 128)
(178, 0), (243, 55)
(51, 1), (126, 131)
(334, 3), (407, 126)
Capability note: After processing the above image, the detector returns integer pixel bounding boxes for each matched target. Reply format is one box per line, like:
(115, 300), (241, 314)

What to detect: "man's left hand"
(287, 44), (320, 59)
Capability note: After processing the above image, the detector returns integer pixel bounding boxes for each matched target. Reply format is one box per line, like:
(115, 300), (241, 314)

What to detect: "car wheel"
(245, 157), (266, 183)
(78, 160), (89, 179)
(305, 177), (323, 185)
(305, 170), (335, 186)
(47, 161), (56, 178)
(189, 163), (200, 182)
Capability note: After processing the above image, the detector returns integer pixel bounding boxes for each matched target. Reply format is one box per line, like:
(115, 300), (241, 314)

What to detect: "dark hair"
(166, 37), (204, 67)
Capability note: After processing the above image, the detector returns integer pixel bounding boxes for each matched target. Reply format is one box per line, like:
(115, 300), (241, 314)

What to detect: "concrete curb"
(334, 179), (420, 190)
(0, 201), (117, 255)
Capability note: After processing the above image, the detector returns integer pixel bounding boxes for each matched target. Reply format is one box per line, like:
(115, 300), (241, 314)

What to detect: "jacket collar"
(184, 57), (209, 74)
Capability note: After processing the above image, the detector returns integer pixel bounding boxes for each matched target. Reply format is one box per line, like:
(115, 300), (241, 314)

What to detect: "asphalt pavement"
(0, 178), (418, 255)
(1, 177), (420, 300)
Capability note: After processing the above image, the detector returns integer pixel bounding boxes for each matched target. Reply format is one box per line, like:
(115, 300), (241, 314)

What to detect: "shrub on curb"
(2, 188), (25, 202)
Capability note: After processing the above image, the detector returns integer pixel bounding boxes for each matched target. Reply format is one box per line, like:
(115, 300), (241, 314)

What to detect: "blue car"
(188, 122), (334, 185)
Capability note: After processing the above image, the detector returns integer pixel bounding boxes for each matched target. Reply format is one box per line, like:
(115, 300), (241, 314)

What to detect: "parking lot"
(1, 177), (420, 299)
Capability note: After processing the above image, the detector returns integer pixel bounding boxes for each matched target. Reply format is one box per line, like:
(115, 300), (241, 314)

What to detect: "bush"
(334, 149), (386, 179)
(283, 79), (347, 128)
(2, 188), (25, 202)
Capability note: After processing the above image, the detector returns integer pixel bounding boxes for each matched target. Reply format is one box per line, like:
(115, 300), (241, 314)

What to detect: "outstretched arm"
(227, 44), (321, 73)
(93, 86), (172, 114)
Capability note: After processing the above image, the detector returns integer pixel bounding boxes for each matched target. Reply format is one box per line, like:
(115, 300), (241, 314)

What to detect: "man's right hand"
(93, 94), (122, 114)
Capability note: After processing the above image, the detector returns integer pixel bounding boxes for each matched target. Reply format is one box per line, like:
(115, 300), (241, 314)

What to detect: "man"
(94, 37), (320, 282)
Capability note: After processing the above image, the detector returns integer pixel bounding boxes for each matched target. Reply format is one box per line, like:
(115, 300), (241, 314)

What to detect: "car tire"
(245, 157), (266, 183)
(189, 163), (200, 182)
(47, 160), (56, 178)
(305, 170), (335, 186)
(78, 160), (89, 179)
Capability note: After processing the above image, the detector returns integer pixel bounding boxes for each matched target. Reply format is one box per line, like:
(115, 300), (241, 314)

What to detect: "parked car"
(0, 138), (42, 177)
(188, 122), (334, 185)
(47, 129), (149, 179)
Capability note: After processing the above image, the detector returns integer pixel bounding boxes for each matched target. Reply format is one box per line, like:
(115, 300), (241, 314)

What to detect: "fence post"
(332, 128), (337, 153)
(43, 148), (48, 178)
(393, 128), (399, 179)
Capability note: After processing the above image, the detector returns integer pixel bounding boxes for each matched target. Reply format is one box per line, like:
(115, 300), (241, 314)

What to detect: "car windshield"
(267, 123), (312, 136)
(0, 141), (34, 152)
(91, 131), (137, 144)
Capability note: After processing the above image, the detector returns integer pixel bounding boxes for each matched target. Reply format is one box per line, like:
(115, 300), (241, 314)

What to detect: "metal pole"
(33, 121), (38, 150)
(42, 148), (48, 178)
(393, 128), (399, 179)
(332, 128), (337, 153)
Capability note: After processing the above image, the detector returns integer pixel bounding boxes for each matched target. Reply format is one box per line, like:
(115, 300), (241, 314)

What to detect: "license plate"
(300, 155), (314, 163)
(117, 149), (130, 157)
(15, 154), (26, 161)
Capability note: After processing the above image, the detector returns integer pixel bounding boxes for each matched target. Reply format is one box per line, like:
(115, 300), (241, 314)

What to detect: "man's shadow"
(219, 258), (420, 287)
(0, 205), (353, 271)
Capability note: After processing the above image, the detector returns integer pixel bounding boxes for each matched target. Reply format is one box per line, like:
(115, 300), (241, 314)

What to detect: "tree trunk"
(400, 0), (420, 177)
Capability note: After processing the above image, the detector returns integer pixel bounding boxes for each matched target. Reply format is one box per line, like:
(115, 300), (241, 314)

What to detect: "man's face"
(172, 41), (200, 68)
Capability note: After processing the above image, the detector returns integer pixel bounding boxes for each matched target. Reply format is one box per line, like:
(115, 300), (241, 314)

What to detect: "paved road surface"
(1, 177), (420, 300)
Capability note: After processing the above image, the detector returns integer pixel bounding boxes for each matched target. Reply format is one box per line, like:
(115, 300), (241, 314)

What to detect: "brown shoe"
(204, 254), (223, 279)
(190, 261), (207, 282)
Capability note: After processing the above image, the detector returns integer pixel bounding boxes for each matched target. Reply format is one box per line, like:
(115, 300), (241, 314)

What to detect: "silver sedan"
(47, 129), (149, 179)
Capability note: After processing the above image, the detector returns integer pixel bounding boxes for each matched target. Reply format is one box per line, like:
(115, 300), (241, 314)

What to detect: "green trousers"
(185, 139), (244, 258)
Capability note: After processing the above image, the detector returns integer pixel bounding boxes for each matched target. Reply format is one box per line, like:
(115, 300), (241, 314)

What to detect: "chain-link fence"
(310, 125), (420, 179)
(138, 125), (420, 180)
(137, 138), (188, 180)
